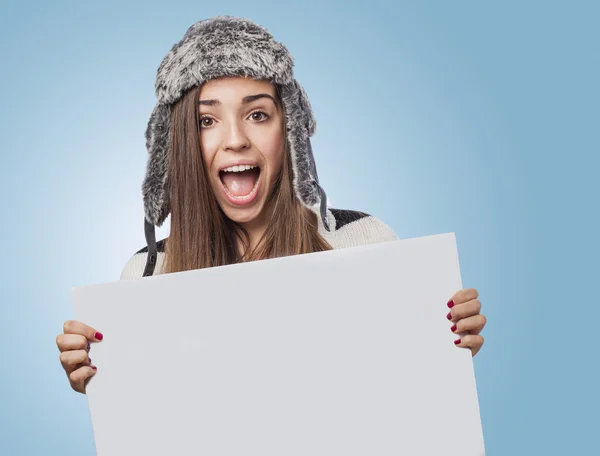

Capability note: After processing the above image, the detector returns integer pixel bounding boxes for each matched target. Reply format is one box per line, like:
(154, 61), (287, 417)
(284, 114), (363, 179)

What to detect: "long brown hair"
(163, 82), (332, 274)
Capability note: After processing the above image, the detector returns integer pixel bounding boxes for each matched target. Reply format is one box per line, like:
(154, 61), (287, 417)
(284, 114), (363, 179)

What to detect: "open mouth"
(218, 164), (261, 205)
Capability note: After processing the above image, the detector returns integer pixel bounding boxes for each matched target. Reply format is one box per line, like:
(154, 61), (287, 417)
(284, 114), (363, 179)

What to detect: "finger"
(450, 314), (486, 335)
(447, 299), (482, 322)
(62, 320), (103, 342)
(69, 365), (98, 394)
(56, 333), (89, 352)
(447, 288), (478, 307)
(453, 334), (484, 357)
(59, 349), (91, 374)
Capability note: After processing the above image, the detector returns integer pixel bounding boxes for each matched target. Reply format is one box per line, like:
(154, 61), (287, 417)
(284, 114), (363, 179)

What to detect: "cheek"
(200, 134), (218, 172)
(260, 131), (286, 174)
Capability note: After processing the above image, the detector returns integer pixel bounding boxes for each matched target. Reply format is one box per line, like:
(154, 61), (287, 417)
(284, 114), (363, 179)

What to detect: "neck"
(237, 205), (272, 256)
(241, 219), (267, 251)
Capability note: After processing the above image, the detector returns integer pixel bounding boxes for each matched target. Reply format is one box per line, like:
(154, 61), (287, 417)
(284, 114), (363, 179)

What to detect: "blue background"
(1, 1), (598, 454)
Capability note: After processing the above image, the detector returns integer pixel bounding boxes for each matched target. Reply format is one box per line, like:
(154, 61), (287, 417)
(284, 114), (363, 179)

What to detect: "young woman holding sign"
(56, 16), (487, 393)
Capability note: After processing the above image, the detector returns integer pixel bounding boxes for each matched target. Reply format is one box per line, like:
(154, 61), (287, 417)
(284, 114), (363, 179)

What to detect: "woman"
(56, 16), (487, 394)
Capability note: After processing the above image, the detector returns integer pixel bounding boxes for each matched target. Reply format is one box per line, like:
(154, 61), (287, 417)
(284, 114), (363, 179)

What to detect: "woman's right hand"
(56, 320), (103, 394)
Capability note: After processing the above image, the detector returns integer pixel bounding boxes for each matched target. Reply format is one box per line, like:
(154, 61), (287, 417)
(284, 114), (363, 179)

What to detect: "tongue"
(221, 169), (258, 197)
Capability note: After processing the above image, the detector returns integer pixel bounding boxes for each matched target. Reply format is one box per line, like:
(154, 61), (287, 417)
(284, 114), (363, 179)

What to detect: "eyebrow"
(198, 93), (277, 106)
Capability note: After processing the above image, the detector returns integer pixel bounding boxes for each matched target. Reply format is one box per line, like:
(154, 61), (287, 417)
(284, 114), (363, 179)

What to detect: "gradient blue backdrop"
(1, 1), (598, 454)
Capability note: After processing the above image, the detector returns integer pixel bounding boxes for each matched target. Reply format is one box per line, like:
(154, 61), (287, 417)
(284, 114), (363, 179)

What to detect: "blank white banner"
(73, 232), (485, 455)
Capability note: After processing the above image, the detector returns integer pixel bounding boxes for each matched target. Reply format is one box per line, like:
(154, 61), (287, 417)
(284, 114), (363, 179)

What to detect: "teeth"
(222, 164), (257, 173)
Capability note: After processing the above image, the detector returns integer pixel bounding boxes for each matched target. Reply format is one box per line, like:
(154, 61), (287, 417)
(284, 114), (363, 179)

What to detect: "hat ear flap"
(142, 103), (171, 227)
(280, 81), (329, 230)
(295, 80), (317, 136)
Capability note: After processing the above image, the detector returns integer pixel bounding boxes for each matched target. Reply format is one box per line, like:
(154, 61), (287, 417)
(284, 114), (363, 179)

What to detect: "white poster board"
(73, 233), (485, 455)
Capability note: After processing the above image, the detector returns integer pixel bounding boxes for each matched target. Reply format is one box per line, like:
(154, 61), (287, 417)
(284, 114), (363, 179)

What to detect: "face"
(198, 76), (286, 228)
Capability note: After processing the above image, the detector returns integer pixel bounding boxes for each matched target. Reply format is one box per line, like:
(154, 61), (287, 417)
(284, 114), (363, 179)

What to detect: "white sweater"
(120, 208), (399, 280)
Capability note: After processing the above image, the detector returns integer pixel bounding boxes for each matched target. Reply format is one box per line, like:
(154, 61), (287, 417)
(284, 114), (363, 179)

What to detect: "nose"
(222, 118), (251, 152)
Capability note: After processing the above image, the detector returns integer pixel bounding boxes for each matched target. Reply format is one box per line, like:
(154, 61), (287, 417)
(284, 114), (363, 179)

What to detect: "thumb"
(63, 320), (104, 342)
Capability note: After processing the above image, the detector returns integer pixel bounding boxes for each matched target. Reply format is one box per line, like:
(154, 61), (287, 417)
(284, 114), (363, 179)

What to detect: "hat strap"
(317, 182), (330, 232)
(142, 219), (158, 277)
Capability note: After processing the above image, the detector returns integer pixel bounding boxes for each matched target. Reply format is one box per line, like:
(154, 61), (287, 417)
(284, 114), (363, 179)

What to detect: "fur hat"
(141, 16), (330, 274)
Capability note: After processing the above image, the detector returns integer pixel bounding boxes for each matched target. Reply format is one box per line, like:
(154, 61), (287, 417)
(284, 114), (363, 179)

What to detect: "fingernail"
(88, 357), (91, 363)
(87, 342), (91, 350)
(95, 332), (103, 341)
(454, 339), (461, 345)
(450, 324), (457, 332)
(446, 311), (452, 320)
(447, 299), (455, 308)
(92, 366), (98, 370)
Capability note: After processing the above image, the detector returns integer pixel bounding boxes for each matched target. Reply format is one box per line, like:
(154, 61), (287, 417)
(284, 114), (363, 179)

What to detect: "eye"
(199, 116), (215, 128)
(249, 111), (269, 122)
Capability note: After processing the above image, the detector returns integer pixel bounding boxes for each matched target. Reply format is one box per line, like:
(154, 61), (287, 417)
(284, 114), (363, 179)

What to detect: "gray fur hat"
(141, 16), (330, 273)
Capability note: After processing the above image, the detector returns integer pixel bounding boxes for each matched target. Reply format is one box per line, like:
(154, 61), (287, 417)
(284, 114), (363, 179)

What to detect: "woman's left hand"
(446, 288), (486, 357)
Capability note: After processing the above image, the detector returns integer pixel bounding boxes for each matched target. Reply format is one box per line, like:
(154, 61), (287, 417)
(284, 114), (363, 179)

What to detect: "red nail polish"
(447, 300), (455, 308)
(92, 366), (98, 370)
(88, 357), (91, 363)
(446, 312), (452, 320)
(454, 339), (461, 345)
(450, 324), (457, 332)
(95, 332), (103, 341)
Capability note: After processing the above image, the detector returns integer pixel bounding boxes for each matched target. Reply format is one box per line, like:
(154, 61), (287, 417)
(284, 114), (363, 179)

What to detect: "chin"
(220, 203), (266, 225)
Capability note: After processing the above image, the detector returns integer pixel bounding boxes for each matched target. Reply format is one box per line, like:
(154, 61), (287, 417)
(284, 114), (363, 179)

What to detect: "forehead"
(199, 76), (276, 98)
